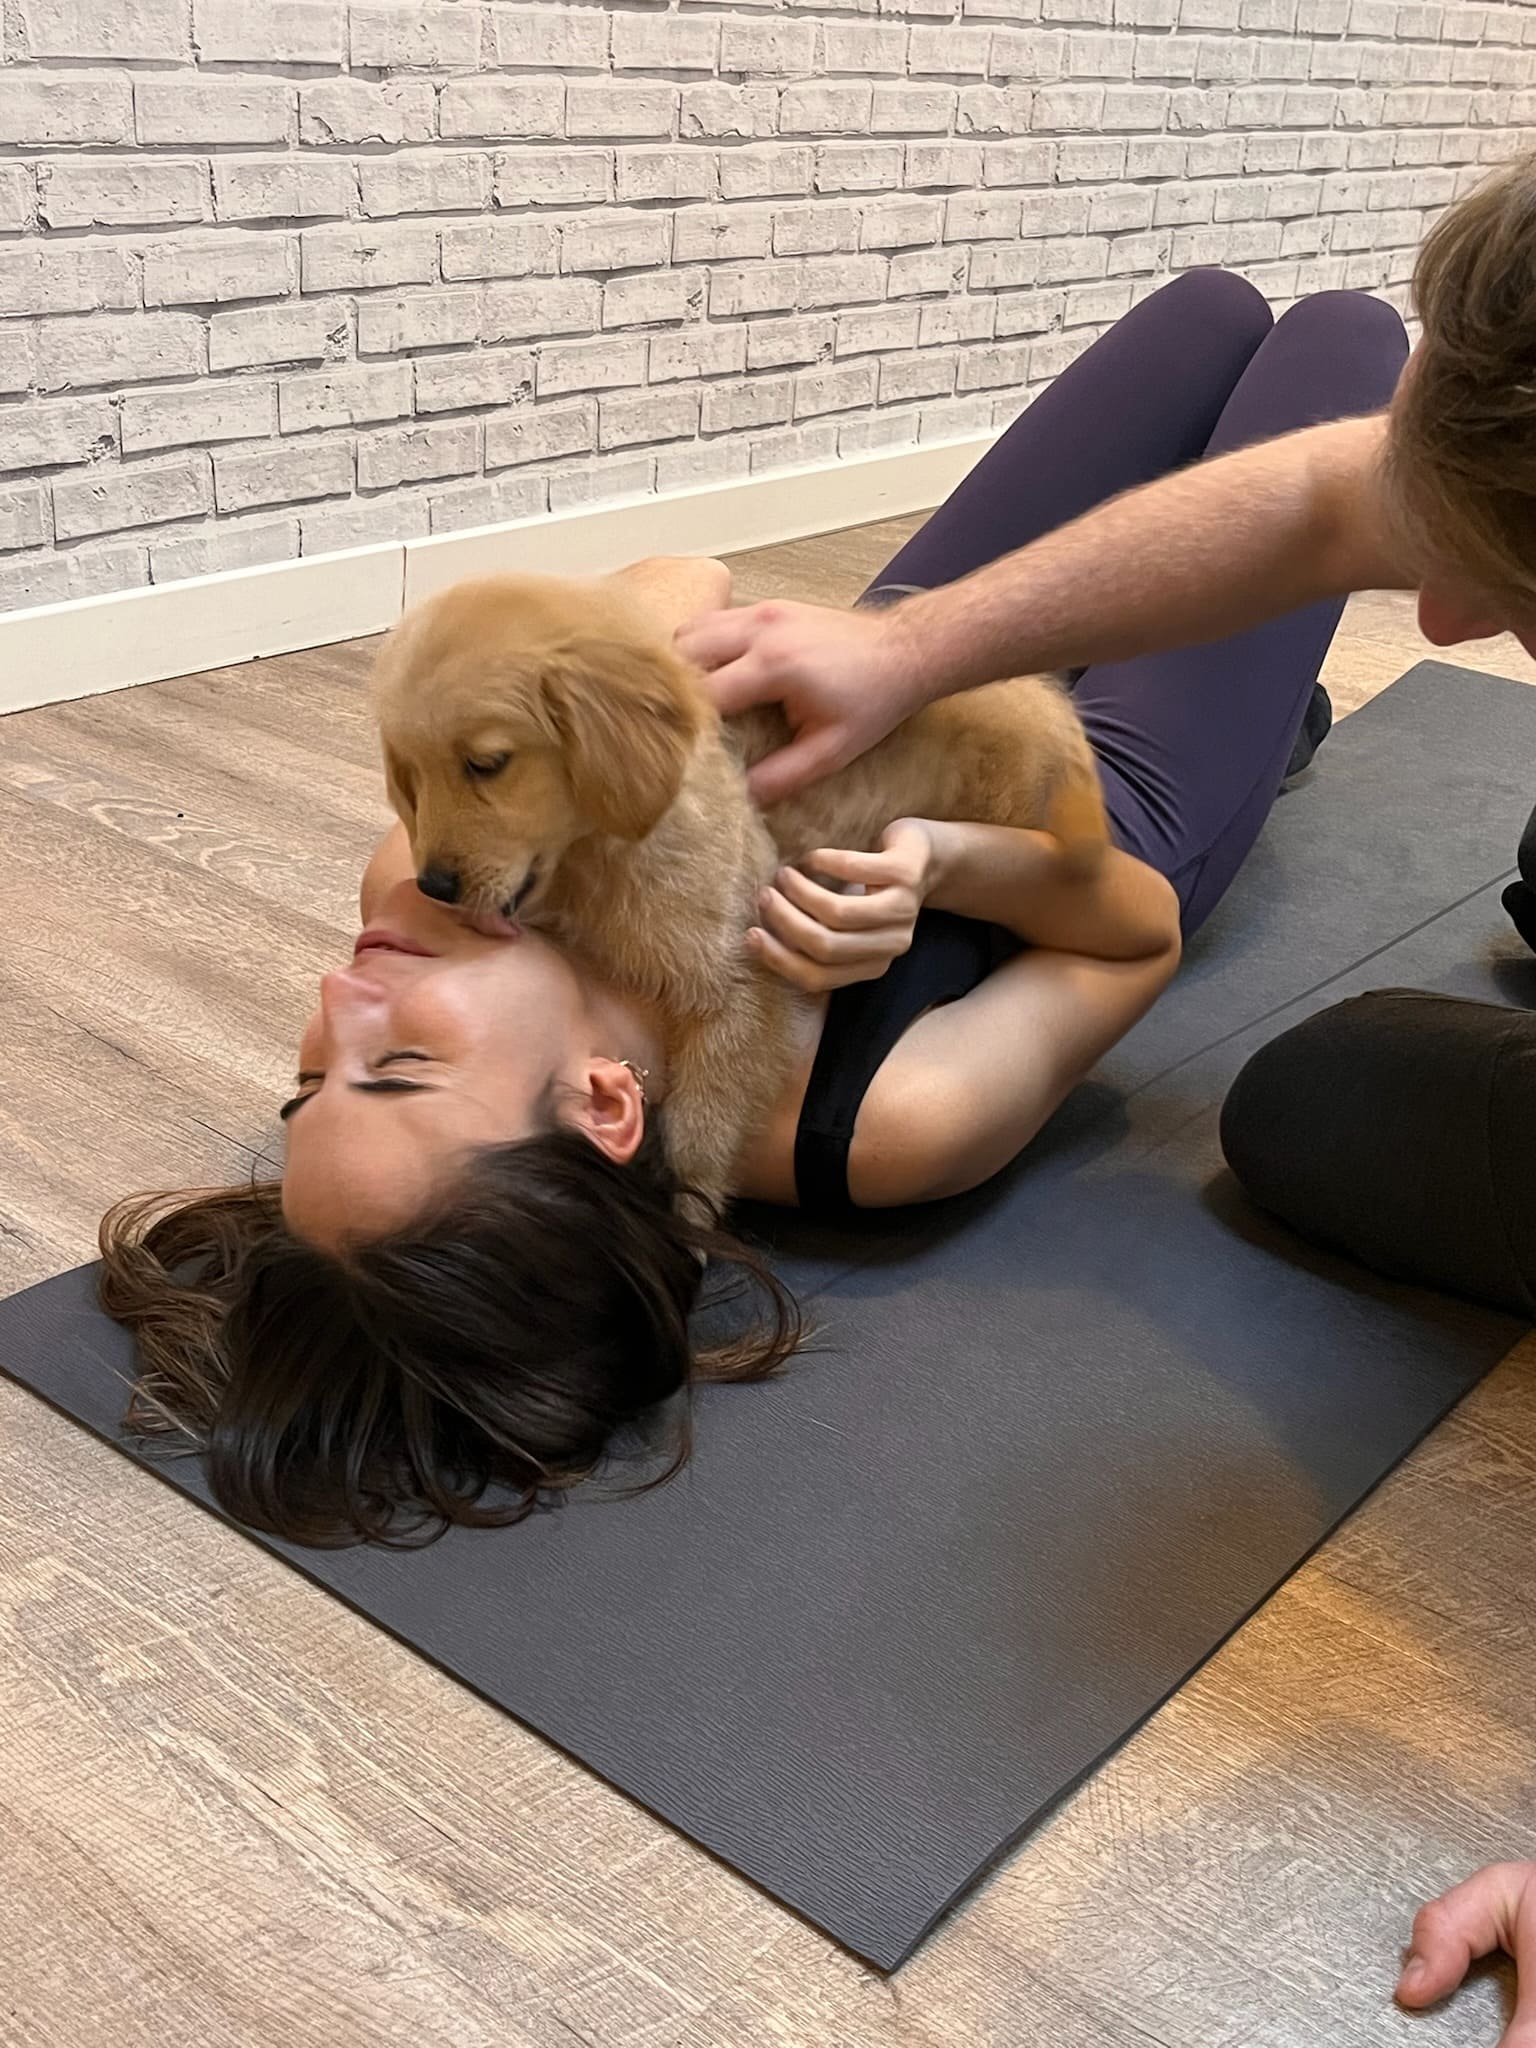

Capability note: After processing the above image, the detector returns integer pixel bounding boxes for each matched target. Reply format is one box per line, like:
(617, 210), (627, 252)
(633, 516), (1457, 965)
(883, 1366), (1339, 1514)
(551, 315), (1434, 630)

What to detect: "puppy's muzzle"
(415, 862), (543, 918)
(416, 863), (461, 906)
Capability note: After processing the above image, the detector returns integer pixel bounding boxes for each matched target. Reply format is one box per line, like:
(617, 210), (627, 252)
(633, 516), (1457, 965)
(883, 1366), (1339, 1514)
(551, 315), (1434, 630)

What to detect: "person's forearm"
(892, 416), (1412, 702)
(923, 821), (1180, 961)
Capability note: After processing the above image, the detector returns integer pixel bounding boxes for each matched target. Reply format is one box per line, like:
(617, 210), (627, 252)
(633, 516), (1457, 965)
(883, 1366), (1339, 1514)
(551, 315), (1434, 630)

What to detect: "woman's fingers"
(748, 834), (926, 990)
(1398, 1863), (1536, 2045)
(746, 924), (885, 994)
(756, 882), (908, 968)
(771, 862), (911, 932)
(797, 841), (926, 890)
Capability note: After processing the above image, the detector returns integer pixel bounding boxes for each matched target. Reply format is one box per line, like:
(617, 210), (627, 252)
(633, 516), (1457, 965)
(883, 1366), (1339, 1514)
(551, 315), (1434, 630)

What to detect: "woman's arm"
(751, 819), (1179, 992)
(922, 821), (1180, 961)
(851, 938), (1180, 1206)
(878, 829), (1183, 1200)
(746, 819), (1181, 1206)
(854, 827), (1181, 1201)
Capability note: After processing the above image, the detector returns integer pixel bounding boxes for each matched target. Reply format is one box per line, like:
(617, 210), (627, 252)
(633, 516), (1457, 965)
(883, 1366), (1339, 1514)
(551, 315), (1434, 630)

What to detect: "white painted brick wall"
(0, 0), (1532, 613)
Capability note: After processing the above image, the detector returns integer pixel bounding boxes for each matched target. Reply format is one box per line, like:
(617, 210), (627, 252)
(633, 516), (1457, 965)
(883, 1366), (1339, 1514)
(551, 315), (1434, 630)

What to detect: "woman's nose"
(318, 967), (386, 1023)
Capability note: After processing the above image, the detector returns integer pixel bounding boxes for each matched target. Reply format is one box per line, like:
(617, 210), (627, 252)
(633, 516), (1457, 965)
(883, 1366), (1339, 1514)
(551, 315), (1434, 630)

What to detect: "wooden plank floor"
(2, 523), (1535, 2048)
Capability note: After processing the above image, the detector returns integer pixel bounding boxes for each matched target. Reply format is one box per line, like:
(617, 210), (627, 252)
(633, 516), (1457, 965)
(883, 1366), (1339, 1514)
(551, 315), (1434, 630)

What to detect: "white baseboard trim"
(402, 434), (987, 604)
(0, 542), (405, 716)
(0, 434), (987, 716)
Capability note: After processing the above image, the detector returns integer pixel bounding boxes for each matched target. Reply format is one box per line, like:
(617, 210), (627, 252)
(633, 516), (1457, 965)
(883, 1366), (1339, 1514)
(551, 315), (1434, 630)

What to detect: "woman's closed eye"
(281, 1050), (437, 1121)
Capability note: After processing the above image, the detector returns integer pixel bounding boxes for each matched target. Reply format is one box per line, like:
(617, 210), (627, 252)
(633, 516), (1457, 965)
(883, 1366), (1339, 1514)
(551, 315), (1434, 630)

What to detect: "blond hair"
(1386, 151), (1536, 605)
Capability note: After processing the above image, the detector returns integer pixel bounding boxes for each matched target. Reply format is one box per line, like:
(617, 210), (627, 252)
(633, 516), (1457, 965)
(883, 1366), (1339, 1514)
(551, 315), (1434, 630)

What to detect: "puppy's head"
(373, 575), (707, 923)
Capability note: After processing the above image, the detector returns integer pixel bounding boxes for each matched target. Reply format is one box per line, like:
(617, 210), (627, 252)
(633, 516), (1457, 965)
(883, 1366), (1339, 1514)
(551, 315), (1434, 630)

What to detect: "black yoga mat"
(2, 660), (1533, 1972)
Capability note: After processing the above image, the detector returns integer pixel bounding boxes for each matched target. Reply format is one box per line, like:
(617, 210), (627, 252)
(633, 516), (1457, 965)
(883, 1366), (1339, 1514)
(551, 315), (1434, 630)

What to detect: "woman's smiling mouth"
(353, 930), (439, 960)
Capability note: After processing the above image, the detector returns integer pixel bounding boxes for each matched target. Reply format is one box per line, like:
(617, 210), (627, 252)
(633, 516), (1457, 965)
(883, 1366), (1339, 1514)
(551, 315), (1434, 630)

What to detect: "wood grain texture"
(1, 522), (1534, 2048)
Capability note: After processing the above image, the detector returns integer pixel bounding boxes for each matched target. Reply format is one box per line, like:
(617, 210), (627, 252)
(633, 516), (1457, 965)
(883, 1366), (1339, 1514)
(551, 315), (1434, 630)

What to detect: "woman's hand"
(749, 819), (937, 995)
(677, 600), (929, 806)
(1398, 1863), (1536, 2043)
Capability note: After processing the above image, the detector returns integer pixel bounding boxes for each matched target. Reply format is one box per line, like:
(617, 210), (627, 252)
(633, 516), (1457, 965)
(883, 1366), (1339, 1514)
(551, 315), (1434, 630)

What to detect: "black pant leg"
(1221, 990), (1536, 1320)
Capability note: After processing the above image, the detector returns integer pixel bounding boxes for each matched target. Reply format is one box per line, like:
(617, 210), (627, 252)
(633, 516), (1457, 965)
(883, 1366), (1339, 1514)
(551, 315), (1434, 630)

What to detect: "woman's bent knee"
(1270, 287), (1410, 361)
(1146, 267), (1274, 353)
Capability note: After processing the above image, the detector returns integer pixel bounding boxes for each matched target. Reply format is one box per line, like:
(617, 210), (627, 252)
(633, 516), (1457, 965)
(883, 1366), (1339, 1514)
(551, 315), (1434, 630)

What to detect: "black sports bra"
(792, 909), (1021, 1214)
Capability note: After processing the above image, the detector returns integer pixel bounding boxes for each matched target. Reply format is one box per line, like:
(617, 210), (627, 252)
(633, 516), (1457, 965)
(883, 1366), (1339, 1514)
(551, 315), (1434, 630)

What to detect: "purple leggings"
(865, 270), (1409, 935)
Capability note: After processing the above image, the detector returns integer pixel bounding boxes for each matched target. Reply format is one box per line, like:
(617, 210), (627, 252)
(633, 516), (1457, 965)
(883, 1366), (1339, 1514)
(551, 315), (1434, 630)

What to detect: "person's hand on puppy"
(1398, 1862), (1536, 2044)
(749, 819), (936, 994)
(677, 600), (928, 807)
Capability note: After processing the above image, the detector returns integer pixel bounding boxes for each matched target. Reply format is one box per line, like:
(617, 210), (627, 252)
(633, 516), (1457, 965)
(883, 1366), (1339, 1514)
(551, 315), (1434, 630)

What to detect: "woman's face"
(282, 877), (646, 1247)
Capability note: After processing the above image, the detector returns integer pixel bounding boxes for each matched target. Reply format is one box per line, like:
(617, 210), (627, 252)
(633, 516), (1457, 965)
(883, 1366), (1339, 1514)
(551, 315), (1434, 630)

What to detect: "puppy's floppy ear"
(542, 636), (705, 841)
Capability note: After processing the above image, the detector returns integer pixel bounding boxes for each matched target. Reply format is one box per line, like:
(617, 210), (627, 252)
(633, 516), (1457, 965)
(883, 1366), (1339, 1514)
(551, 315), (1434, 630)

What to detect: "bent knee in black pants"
(1220, 991), (1536, 1320)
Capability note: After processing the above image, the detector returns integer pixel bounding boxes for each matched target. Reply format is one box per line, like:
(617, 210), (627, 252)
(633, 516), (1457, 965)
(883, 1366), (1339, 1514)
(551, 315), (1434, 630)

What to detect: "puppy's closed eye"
(464, 751), (512, 781)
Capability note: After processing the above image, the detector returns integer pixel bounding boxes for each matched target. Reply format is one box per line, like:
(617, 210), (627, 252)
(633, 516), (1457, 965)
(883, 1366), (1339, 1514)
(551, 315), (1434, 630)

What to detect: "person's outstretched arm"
(678, 415), (1412, 805)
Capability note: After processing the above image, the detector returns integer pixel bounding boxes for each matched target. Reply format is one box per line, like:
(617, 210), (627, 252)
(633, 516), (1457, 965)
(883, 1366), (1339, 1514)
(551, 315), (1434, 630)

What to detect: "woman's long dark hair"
(99, 1117), (800, 1549)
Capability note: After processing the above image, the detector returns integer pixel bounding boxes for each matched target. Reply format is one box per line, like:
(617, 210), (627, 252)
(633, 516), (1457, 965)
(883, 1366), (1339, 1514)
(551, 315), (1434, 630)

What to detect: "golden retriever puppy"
(373, 572), (797, 1216)
(372, 570), (1108, 1213)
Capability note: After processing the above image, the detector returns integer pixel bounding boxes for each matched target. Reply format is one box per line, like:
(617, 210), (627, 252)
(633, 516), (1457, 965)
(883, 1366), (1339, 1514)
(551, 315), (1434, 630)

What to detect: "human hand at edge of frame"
(675, 599), (929, 808)
(747, 819), (938, 996)
(1397, 1862), (1536, 2044)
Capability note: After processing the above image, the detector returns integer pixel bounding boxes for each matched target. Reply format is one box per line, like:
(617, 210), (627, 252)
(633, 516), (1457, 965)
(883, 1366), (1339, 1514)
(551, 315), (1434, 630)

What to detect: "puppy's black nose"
(416, 865), (460, 905)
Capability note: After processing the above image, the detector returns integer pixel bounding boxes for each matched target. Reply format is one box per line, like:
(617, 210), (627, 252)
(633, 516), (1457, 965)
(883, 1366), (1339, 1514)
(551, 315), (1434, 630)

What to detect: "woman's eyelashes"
(281, 1050), (436, 1118)
(291, 1050), (433, 1086)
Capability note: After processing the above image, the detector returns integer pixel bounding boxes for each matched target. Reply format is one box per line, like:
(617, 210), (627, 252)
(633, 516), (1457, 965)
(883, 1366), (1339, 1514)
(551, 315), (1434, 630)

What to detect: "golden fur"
(372, 571), (1108, 1213)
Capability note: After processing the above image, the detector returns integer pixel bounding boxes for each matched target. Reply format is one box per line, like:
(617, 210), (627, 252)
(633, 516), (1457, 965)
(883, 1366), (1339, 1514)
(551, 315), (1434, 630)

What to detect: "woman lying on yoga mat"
(100, 268), (1406, 1549)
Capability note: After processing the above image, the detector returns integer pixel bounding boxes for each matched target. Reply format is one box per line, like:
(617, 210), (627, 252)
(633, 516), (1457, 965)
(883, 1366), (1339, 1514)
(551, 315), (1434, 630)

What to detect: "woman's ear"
(543, 637), (704, 840)
(572, 1057), (648, 1166)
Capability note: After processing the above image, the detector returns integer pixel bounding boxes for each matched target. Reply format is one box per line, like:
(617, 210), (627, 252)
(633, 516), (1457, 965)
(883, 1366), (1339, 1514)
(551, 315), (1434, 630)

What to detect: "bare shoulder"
(844, 1041), (979, 1209)
(728, 993), (956, 1209)
(729, 1035), (972, 1210)
(607, 557), (734, 636)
